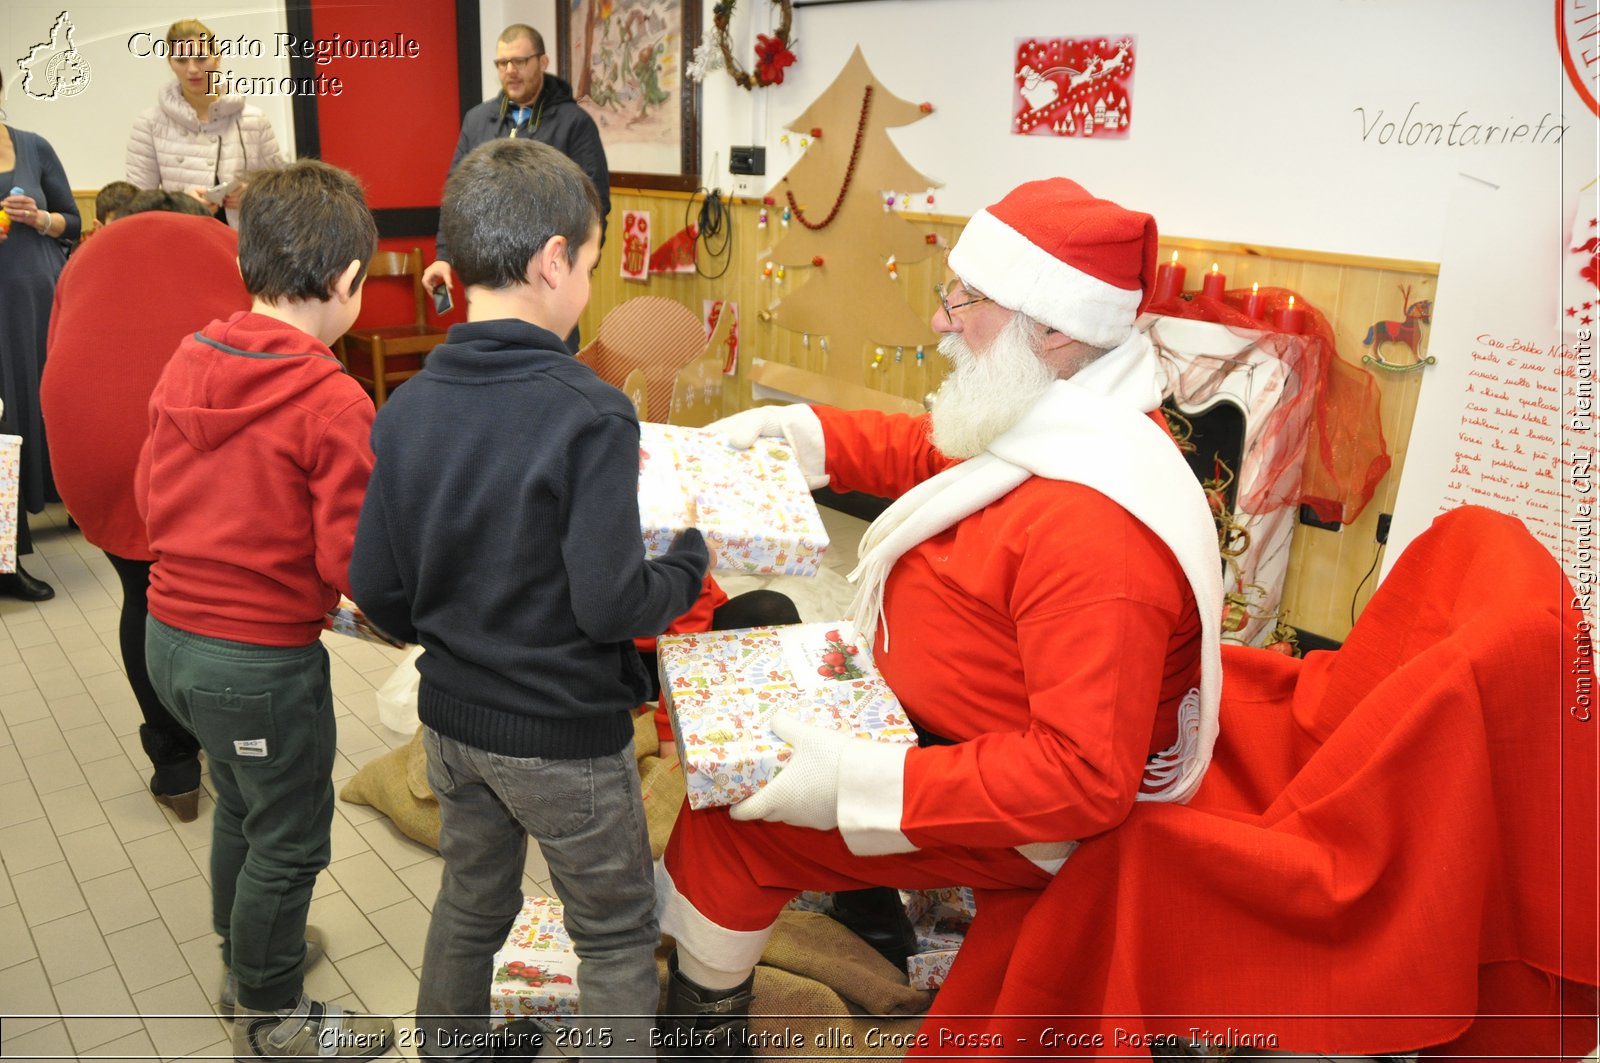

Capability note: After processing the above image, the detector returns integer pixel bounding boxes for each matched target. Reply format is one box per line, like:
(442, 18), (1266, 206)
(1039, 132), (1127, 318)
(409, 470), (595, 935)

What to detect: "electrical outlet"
(729, 146), (766, 175)
(1297, 503), (1342, 533)
(1376, 512), (1393, 545)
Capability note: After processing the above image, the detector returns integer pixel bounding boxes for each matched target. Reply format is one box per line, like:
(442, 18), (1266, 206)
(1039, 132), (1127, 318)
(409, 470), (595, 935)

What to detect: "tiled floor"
(0, 502), (868, 1062)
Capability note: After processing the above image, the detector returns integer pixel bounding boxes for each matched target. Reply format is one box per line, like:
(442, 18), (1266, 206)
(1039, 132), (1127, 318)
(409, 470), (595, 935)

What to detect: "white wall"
(2, 2), (295, 190)
(478, 0), (557, 103)
(701, 0), (1584, 263)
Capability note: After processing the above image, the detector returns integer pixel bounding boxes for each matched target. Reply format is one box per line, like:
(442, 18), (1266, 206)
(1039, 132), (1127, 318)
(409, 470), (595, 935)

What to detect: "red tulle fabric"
(1144, 288), (1391, 523)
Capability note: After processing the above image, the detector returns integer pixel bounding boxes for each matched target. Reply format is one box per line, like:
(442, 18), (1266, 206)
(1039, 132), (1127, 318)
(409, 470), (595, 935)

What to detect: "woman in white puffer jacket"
(125, 19), (284, 228)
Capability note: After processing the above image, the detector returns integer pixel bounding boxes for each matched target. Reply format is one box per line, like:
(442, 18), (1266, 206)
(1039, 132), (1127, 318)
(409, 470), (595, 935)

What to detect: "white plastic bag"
(376, 645), (423, 736)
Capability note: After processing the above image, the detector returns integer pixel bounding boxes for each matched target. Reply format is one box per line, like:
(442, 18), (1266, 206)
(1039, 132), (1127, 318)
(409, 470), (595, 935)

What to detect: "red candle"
(1200, 262), (1226, 300)
(1241, 282), (1266, 320)
(1272, 295), (1306, 334)
(1151, 251), (1186, 304)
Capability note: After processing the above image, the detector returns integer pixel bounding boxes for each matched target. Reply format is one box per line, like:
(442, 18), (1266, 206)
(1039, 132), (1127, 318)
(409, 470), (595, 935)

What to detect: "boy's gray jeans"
(416, 727), (660, 1061)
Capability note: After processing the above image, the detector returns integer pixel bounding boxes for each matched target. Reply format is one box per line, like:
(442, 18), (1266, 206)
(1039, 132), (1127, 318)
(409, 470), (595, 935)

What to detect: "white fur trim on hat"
(949, 208), (1143, 349)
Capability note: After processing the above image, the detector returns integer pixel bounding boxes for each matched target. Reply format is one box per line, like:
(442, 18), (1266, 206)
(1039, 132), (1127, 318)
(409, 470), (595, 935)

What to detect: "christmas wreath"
(705, 0), (796, 89)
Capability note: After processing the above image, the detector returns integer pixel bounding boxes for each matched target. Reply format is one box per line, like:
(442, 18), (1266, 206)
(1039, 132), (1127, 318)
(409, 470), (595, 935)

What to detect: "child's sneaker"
(233, 993), (393, 1061)
(218, 927), (327, 1019)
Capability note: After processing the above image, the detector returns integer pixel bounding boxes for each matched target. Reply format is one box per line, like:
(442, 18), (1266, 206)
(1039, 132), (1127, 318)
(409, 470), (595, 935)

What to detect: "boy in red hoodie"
(136, 160), (394, 1062)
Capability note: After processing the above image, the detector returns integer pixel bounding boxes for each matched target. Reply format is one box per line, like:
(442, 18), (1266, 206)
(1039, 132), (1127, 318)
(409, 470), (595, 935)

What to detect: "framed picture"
(556, 0), (702, 192)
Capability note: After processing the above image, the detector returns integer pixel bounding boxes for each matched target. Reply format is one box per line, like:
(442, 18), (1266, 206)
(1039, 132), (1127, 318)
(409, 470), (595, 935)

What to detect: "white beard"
(929, 314), (1057, 459)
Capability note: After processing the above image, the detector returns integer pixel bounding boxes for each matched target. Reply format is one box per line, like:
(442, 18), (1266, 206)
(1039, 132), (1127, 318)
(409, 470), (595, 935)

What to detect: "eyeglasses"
(935, 280), (991, 321)
(493, 53), (544, 71)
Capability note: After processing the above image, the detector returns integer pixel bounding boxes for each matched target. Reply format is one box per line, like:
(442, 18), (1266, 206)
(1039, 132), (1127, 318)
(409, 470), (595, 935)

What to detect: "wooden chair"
(336, 248), (448, 407)
(576, 296), (733, 426)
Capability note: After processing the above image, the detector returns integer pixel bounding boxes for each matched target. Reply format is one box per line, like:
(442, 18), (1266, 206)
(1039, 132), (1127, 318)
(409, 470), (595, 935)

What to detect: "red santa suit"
(658, 328), (1224, 973)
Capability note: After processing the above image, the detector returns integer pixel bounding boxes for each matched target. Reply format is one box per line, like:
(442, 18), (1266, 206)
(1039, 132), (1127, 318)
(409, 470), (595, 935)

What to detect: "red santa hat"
(947, 177), (1158, 349)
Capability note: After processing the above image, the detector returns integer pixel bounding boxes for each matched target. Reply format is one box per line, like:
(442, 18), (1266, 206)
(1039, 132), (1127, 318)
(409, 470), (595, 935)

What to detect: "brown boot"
(659, 952), (754, 1060)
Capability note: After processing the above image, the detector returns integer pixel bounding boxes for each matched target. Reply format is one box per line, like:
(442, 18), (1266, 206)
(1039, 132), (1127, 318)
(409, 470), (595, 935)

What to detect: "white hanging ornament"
(886, 254), (898, 280)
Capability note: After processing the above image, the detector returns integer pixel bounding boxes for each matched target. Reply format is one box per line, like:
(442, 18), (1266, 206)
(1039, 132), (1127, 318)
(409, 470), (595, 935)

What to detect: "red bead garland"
(785, 86), (873, 232)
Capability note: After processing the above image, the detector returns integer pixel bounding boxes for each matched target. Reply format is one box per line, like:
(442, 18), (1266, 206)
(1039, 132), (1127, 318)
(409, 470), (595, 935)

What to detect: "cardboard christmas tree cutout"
(767, 47), (940, 386)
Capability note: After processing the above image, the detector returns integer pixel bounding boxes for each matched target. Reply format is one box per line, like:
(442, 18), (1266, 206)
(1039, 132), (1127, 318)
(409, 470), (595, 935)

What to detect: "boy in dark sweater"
(350, 139), (709, 1060)
(137, 160), (393, 1060)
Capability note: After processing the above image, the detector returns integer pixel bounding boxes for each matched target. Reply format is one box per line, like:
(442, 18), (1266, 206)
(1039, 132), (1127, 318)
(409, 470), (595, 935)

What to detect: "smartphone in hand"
(204, 179), (236, 206)
(431, 282), (454, 315)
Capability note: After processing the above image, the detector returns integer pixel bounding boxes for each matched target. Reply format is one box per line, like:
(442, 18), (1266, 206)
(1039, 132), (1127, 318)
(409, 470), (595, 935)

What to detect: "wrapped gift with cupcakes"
(659, 622), (917, 809)
(638, 423), (829, 576)
(489, 896), (580, 1023)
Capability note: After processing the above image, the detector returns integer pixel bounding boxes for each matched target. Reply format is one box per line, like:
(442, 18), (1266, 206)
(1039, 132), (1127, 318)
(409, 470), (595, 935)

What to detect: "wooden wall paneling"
(593, 191), (1440, 640)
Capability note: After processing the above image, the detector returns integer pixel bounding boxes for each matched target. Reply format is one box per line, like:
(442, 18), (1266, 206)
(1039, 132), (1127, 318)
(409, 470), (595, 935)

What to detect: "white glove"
(730, 713), (850, 830)
(706, 405), (829, 490)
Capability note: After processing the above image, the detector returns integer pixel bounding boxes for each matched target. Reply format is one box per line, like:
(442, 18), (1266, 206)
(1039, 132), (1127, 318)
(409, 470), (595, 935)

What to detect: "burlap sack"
(339, 727), (440, 849)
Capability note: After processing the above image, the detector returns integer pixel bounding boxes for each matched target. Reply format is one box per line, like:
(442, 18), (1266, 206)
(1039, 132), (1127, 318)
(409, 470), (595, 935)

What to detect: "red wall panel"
(308, 1), (468, 327)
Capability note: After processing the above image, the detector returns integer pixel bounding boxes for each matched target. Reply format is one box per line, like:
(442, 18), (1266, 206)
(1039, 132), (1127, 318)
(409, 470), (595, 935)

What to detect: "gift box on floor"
(784, 890), (835, 915)
(0, 435), (20, 574)
(906, 949), (960, 991)
(489, 896), (580, 1022)
(638, 423), (829, 576)
(327, 598), (407, 648)
(660, 622), (917, 809)
(901, 886), (978, 929)
(902, 888), (976, 991)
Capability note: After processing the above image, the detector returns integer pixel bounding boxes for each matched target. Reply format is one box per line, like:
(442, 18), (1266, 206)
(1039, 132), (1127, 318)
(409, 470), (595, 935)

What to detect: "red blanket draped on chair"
(912, 506), (1598, 1060)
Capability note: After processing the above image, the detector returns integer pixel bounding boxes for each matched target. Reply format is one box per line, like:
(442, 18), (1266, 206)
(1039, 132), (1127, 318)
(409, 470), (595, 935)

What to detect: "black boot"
(660, 952), (754, 1060)
(0, 565), (54, 601)
(139, 724), (202, 822)
(829, 887), (918, 971)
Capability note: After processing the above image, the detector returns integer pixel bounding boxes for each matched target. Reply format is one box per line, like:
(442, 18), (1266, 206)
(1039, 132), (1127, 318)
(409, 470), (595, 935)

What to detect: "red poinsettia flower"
(754, 34), (796, 86)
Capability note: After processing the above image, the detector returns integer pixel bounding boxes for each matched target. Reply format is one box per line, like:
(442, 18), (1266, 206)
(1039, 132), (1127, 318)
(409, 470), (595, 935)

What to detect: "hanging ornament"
(810, 127), (823, 138)
(915, 345), (925, 365)
(886, 255), (898, 280)
(779, 134), (790, 145)
(820, 337), (829, 353)
(799, 137), (810, 149)
(775, 265), (785, 283)
(781, 207), (791, 226)
(802, 333), (810, 350)
(762, 261), (773, 278)
(925, 233), (939, 246)
(811, 255), (824, 267)
(757, 208), (768, 228)
(926, 193), (935, 206)
(884, 193), (896, 212)
(873, 347), (886, 369)
(919, 102), (934, 114)
(895, 346), (904, 364)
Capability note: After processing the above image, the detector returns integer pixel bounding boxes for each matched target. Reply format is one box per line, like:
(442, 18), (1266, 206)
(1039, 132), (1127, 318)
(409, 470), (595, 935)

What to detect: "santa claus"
(656, 177), (1224, 1055)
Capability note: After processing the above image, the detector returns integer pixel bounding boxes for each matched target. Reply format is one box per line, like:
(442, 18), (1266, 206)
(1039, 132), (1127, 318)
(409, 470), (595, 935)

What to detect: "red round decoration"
(811, 255), (824, 267)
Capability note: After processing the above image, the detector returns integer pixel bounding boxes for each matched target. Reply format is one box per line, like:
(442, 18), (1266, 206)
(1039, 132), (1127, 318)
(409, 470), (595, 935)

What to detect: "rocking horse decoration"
(1361, 285), (1435, 373)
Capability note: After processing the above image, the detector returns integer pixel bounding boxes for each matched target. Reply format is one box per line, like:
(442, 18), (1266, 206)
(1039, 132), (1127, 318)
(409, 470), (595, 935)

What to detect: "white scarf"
(845, 329), (1223, 803)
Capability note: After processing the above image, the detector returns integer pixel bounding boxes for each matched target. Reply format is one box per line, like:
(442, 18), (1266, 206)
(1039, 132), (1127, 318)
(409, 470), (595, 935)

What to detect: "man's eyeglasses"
(936, 280), (991, 320)
(493, 53), (544, 71)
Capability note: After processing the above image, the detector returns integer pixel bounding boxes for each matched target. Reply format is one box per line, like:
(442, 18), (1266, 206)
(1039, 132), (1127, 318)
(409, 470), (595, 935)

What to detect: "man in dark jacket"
(422, 23), (611, 327)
